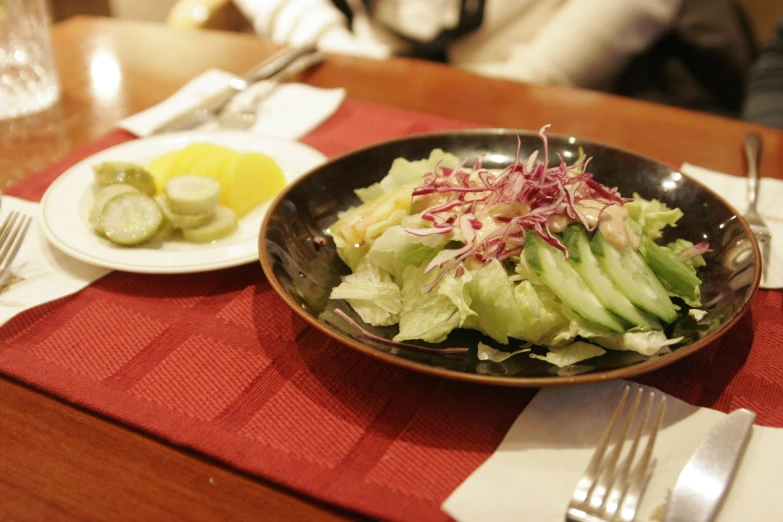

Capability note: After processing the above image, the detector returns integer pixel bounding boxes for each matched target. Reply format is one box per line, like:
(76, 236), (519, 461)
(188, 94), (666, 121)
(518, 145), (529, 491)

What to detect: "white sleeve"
(233, 0), (347, 45)
(469, 0), (683, 88)
(233, 0), (391, 58)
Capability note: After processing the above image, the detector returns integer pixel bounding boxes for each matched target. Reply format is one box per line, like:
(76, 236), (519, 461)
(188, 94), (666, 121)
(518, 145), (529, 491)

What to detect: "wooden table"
(1, 15), (780, 521)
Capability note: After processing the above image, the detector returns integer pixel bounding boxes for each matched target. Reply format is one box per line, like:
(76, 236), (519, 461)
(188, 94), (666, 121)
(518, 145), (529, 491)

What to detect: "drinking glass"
(0, 0), (60, 120)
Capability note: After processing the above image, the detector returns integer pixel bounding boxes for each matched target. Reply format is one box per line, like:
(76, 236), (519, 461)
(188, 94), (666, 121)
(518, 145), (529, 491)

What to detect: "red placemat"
(2, 99), (781, 522)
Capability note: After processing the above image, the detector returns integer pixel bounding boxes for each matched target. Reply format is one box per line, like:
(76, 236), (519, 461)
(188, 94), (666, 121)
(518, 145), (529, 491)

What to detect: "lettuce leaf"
(625, 192), (684, 240)
(639, 237), (702, 307)
(462, 260), (569, 344)
(543, 309), (680, 357)
(377, 149), (461, 196)
(354, 183), (384, 203)
(512, 281), (570, 343)
(330, 229), (368, 271)
(464, 259), (525, 344)
(529, 341), (605, 367)
(393, 263), (471, 343)
(666, 238), (707, 268)
(477, 342), (531, 362)
(367, 225), (446, 280)
(329, 259), (401, 326)
(593, 331), (682, 356)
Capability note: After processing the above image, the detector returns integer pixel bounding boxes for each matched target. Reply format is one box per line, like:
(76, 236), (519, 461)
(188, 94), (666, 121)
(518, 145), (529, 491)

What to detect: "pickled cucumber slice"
(93, 161), (157, 196)
(155, 195), (215, 230)
(100, 192), (163, 245)
(182, 206), (238, 243)
(144, 217), (175, 246)
(89, 184), (138, 234)
(164, 175), (221, 215)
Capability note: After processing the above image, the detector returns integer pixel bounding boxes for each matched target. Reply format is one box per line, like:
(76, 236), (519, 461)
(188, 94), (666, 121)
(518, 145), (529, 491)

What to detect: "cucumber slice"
(590, 231), (678, 323)
(164, 175), (220, 215)
(144, 217), (175, 246)
(100, 192), (163, 246)
(563, 225), (661, 330)
(525, 232), (628, 333)
(639, 236), (702, 302)
(182, 206), (238, 243)
(93, 161), (156, 196)
(155, 196), (215, 230)
(89, 184), (138, 234)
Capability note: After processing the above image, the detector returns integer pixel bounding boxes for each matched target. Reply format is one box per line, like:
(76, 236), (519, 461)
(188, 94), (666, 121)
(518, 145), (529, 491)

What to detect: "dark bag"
(613, 0), (757, 116)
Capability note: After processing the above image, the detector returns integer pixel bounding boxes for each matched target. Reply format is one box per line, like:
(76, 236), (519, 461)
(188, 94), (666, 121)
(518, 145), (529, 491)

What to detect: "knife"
(148, 43), (319, 135)
(662, 409), (756, 522)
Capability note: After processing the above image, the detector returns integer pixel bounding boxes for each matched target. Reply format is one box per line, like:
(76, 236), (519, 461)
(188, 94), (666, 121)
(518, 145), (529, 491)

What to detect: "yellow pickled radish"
(187, 144), (237, 179)
(220, 152), (286, 216)
(146, 150), (180, 193)
(170, 143), (233, 178)
(197, 149), (237, 182)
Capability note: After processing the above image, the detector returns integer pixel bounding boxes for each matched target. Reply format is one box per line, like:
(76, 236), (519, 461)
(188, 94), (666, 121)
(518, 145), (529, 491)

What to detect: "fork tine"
(571, 385), (631, 504)
(0, 211), (19, 248)
(0, 213), (31, 288)
(602, 391), (654, 517)
(587, 388), (643, 510)
(614, 396), (666, 522)
(567, 387), (666, 522)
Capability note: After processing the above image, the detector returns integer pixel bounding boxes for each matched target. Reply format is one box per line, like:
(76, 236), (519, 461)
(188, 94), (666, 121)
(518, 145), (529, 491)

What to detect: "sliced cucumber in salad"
(563, 225), (662, 331)
(525, 232), (628, 333)
(590, 230), (679, 323)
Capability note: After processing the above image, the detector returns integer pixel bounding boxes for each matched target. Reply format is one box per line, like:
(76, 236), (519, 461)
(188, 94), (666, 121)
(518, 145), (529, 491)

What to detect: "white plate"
(40, 131), (326, 273)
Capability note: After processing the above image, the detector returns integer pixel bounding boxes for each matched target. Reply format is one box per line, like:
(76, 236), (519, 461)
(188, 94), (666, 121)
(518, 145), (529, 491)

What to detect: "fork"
(743, 132), (772, 285)
(566, 386), (666, 522)
(217, 81), (275, 131)
(217, 51), (325, 131)
(0, 211), (32, 288)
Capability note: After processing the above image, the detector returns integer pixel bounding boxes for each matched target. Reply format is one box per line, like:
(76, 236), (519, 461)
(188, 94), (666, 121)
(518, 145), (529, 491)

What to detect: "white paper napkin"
(680, 163), (782, 289)
(118, 68), (346, 140)
(0, 196), (110, 328)
(443, 379), (783, 522)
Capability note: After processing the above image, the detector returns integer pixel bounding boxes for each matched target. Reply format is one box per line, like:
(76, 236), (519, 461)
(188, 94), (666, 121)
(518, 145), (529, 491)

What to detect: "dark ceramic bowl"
(259, 129), (761, 386)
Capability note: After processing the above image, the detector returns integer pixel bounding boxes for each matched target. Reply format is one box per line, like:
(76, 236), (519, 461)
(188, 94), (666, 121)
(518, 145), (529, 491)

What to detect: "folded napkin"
(118, 69), (346, 139)
(0, 196), (110, 327)
(443, 379), (783, 522)
(680, 163), (782, 289)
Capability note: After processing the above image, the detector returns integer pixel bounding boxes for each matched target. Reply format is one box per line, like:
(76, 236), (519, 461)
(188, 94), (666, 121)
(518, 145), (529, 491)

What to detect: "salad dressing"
(473, 198), (639, 252)
(575, 200), (640, 251)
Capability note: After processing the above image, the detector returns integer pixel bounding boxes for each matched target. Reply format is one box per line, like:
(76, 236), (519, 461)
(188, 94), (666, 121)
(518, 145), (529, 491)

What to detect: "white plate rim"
(39, 130), (326, 274)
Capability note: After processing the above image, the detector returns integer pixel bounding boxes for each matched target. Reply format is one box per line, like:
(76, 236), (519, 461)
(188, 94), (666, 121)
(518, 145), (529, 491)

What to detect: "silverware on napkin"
(662, 409), (755, 522)
(215, 50), (325, 131)
(149, 43), (319, 135)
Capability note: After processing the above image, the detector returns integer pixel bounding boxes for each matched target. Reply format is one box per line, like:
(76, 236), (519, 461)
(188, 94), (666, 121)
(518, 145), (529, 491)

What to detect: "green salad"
(327, 128), (708, 367)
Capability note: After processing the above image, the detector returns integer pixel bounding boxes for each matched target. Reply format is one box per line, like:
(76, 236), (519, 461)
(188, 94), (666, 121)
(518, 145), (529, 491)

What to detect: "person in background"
(743, 14), (783, 128)
(233, 0), (756, 116)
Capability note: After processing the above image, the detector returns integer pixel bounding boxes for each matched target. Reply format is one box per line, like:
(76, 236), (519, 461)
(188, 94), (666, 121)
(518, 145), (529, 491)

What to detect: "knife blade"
(662, 409), (756, 522)
(148, 43), (318, 135)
